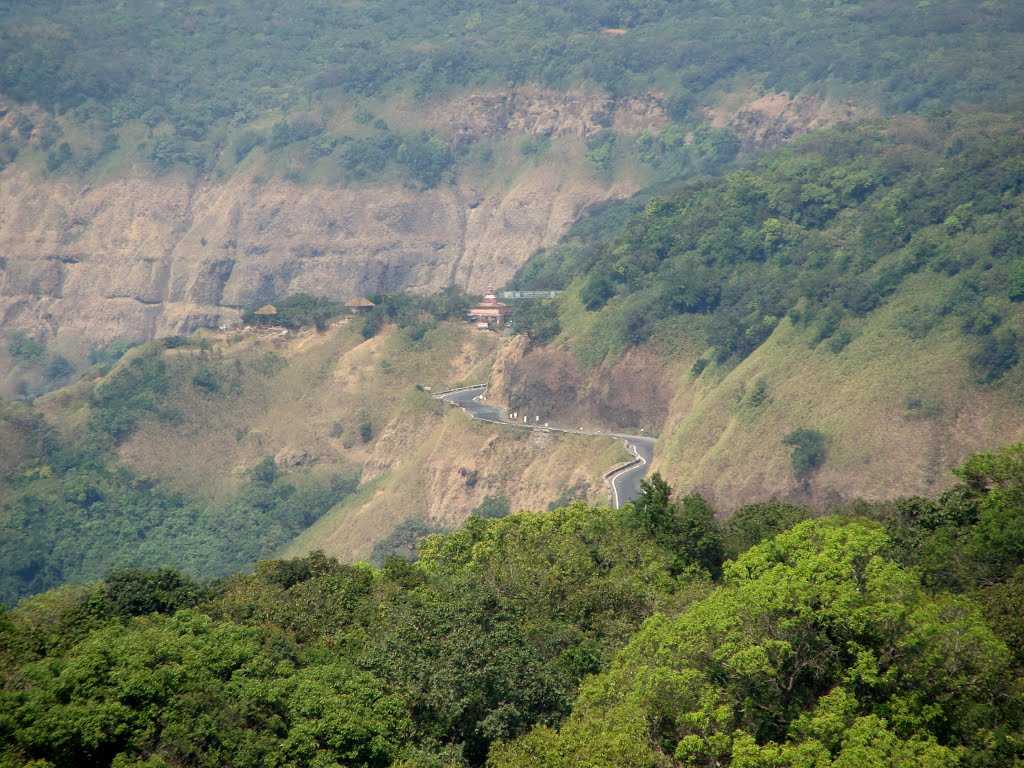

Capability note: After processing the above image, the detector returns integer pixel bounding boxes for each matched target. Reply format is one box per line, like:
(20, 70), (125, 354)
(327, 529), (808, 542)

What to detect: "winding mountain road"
(435, 385), (655, 509)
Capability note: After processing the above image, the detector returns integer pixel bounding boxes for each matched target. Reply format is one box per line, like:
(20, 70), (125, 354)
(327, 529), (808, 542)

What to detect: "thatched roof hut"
(345, 298), (376, 313)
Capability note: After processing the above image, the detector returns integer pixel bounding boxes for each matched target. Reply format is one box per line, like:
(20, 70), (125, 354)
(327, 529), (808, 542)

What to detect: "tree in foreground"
(489, 517), (1019, 768)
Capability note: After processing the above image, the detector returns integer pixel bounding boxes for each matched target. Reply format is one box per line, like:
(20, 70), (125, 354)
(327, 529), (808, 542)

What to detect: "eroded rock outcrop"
(485, 334), (530, 410)
(494, 342), (674, 432)
(432, 86), (667, 141)
(705, 91), (876, 151)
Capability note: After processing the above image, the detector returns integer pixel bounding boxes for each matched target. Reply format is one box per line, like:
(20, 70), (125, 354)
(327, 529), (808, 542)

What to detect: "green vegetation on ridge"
(0, 333), (365, 607)
(514, 113), (1024, 382)
(0, 399), (357, 607)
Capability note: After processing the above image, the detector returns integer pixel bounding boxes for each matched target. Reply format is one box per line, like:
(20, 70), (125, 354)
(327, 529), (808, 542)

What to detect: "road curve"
(605, 435), (656, 509)
(434, 385), (655, 509)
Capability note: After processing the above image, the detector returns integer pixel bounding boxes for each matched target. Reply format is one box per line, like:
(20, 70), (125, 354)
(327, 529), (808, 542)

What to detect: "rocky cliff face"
(0, 162), (636, 358)
(0, 88), (660, 361)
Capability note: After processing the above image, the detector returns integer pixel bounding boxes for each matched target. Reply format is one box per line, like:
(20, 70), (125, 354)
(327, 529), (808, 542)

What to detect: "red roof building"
(467, 291), (512, 329)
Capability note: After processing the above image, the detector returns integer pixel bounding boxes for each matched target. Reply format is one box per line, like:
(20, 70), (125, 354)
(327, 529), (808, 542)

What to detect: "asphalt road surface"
(606, 434), (656, 509)
(436, 385), (655, 508)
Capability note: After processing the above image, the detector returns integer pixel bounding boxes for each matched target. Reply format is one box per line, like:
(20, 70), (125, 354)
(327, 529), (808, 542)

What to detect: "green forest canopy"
(2, 443), (1024, 767)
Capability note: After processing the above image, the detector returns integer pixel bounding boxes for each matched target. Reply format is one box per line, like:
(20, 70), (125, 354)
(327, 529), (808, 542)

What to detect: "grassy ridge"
(654, 272), (1024, 504)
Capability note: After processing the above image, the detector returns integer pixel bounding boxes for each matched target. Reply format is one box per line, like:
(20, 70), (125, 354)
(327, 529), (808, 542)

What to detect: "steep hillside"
(503, 113), (1024, 507)
(4, 0), (1024, 385)
(0, 315), (629, 605)
(652, 278), (1024, 507)
(108, 315), (628, 561)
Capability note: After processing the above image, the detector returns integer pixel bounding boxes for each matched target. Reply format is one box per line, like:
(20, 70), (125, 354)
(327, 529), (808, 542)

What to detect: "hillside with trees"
(500, 111), (1024, 505)
(514, 113), (1024, 377)
(2, 0), (1023, 175)
(2, 444), (1023, 767)
(3, 4), (1024, 764)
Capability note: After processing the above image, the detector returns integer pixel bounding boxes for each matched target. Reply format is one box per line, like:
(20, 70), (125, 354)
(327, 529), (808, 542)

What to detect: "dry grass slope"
(35, 319), (630, 562)
(655, 273), (1024, 508)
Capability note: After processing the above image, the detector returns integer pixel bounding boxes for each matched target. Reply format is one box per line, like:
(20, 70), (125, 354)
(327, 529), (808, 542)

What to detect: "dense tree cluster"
(3, 333), (77, 399)
(783, 429), (827, 481)
(360, 287), (474, 341)
(511, 300), (562, 345)
(3, 444), (1024, 767)
(514, 114), (1024, 379)
(0, 504), (692, 767)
